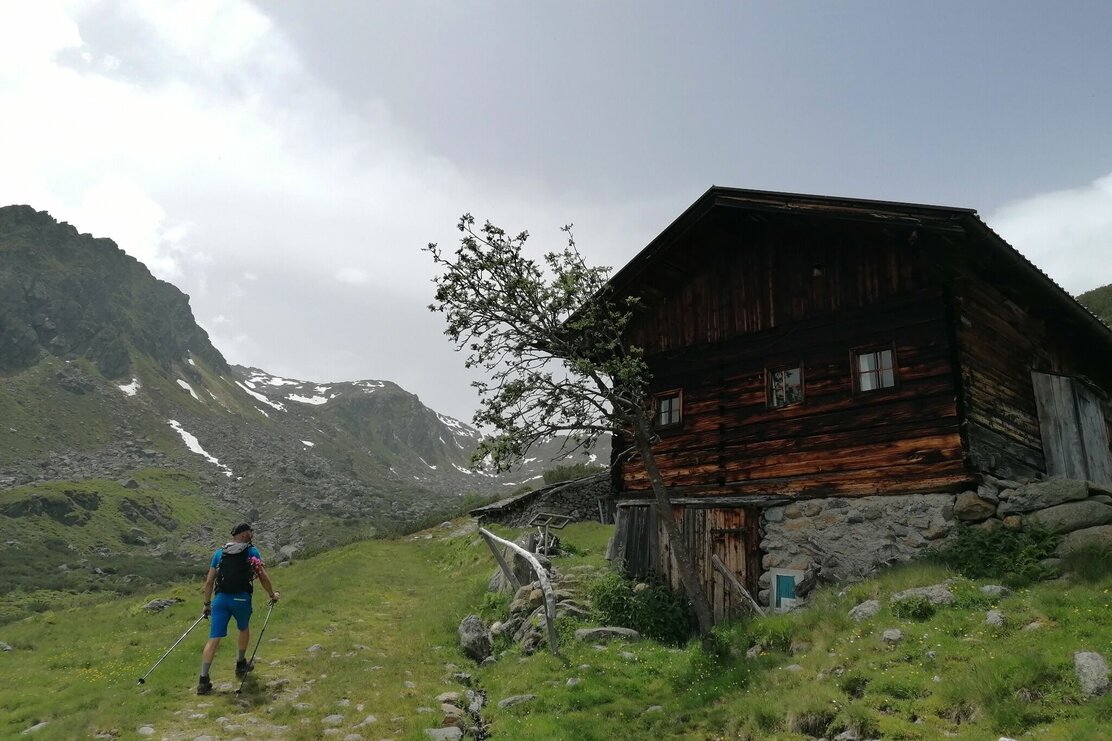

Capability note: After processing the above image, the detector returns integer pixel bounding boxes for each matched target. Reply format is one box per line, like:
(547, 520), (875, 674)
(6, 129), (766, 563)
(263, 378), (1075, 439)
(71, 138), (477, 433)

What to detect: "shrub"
(891, 594), (936, 621)
(933, 524), (1059, 587)
(1061, 544), (1112, 583)
(588, 571), (694, 644)
(840, 673), (870, 699)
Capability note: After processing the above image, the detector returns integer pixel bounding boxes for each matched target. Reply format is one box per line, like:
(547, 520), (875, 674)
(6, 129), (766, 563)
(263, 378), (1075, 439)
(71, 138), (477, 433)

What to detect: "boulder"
(882, 628), (904, 645)
(997, 478), (1089, 515)
(848, 600), (880, 622)
(458, 615), (492, 662)
(1059, 525), (1112, 556)
(1074, 651), (1110, 697)
(1025, 501), (1112, 534)
(891, 584), (955, 606)
(497, 694), (536, 709)
(953, 492), (996, 521)
(573, 627), (641, 643)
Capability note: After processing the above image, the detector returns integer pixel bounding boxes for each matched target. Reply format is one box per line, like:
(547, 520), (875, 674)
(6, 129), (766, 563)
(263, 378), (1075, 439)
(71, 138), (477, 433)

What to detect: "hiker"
(197, 523), (280, 695)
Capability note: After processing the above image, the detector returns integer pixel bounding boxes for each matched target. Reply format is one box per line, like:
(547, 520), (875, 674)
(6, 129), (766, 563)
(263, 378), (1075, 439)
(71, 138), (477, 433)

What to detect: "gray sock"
(237, 650), (246, 662)
(201, 661), (211, 678)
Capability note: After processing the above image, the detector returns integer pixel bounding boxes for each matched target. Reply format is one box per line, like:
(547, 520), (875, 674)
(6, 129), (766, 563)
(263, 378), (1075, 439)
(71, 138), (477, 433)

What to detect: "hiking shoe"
(197, 676), (213, 695)
(235, 659), (254, 678)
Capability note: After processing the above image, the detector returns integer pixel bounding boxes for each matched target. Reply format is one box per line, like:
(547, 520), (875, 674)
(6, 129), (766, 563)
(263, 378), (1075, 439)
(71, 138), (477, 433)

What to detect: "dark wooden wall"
(615, 215), (970, 499)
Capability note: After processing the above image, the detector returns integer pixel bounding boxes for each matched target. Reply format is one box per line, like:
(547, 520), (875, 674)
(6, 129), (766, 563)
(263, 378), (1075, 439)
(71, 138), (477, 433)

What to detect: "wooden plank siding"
(612, 504), (760, 615)
(611, 213), (972, 499)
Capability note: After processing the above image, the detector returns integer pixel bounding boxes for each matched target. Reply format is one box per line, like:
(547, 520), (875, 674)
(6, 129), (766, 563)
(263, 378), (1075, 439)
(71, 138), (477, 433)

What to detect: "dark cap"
(230, 523), (253, 536)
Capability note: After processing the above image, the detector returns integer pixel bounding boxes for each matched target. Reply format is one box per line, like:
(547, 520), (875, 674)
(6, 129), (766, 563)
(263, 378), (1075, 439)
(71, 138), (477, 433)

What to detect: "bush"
(588, 571), (694, 644)
(1061, 544), (1112, 583)
(891, 594), (936, 621)
(933, 524), (1060, 587)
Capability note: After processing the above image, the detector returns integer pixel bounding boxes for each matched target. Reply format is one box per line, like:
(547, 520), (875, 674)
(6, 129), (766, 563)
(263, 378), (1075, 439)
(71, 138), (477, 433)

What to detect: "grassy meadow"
(1, 521), (1111, 740)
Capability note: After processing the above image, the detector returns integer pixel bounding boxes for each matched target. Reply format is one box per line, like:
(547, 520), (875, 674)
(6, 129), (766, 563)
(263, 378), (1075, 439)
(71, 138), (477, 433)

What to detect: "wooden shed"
(606, 187), (1112, 618)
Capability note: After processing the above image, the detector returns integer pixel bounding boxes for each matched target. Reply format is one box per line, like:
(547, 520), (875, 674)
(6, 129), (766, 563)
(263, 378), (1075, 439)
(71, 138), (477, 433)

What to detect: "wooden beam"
(478, 528), (559, 656)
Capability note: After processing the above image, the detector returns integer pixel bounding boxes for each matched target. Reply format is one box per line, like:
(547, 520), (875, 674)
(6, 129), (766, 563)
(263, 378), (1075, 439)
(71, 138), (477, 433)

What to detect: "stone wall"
(471, 473), (611, 528)
(757, 476), (1112, 607)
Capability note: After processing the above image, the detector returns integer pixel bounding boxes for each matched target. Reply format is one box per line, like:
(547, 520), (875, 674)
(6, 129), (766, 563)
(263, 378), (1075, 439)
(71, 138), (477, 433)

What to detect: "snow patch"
(452, 463), (475, 475)
(118, 378), (140, 396)
(167, 419), (233, 477)
(418, 456), (437, 470)
(176, 379), (200, 401)
(254, 407), (270, 418)
(288, 393), (332, 405)
(235, 381), (285, 411)
(187, 358), (196, 366)
(301, 440), (315, 447)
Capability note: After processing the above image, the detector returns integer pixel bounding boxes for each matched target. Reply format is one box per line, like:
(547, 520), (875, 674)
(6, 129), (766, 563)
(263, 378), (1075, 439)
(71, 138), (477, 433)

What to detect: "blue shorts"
(209, 592), (252, 638)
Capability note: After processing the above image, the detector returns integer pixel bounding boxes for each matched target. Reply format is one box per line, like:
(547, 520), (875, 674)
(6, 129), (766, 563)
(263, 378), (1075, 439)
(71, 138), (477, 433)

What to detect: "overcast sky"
(2, 1), (1110, 422)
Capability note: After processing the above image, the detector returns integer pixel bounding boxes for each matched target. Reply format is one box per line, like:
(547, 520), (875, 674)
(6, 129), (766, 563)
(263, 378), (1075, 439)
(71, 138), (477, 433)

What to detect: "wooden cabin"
(606, 187), (1112, 620)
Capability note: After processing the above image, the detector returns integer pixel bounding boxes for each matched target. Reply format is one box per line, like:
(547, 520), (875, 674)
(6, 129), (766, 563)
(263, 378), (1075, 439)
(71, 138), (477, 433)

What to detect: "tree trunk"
(630, 413), (716, 634)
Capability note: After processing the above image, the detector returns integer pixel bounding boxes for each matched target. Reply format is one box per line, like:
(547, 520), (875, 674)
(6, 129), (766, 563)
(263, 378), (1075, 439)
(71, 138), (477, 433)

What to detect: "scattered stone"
(307, 644), (324, 653)
(405, 681), (417, 689)
(458, 615), (492, 662)
(1074, 651), (1110, 697)
(785, 664), (803, 672)
(891, 584), (955, 606)
(141, 598), (183, 612)
(137, 728), (155, 737)
(424, 729), (462, 740)
(20, 721), (49, 735)
(436, 692), (461, 704)
(574, 627), (641, 642)
(645, 705), (664, 713)
(746, 643), (764, 658)
(985, 611), (1005, 627)
(1, 642), (12, 652)
(497, 694), (536, 709)
(452, 672), (472, 687)
(343, 735), (362, 741)
(354, 715), (377, 727)
(848, 600), (881, 621)
(953, 492), (996, 521)
(321, 714), (343, 726)
(566, 677), (582, 687)
(882, 629), (904, 645)
(1022, 621), (1044, 632)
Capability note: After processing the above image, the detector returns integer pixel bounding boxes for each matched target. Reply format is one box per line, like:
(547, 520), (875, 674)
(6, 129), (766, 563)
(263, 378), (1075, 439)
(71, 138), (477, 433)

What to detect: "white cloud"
(989, 173), (1112, 295)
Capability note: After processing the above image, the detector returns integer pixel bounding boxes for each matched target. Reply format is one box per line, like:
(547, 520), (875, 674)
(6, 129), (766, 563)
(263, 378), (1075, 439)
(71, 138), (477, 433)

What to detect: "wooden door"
(1032, 372), (1112, 486)
(707, 507), (759, 623)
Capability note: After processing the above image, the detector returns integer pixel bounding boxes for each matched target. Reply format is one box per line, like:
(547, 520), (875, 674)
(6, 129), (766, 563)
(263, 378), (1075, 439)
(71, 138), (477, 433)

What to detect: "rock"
(882, 629), (904, 645)
(498, 694), (536, 708)
(137, 728), (155, 737)
(321, 715), (343, 726)
(1, 642), (12, 651)
(785, 664), (803, 672)
(848, 600), (880, 622)
(574, 627), (641, 642)
(436, 692), (461, 704)
(567, 677), (582, 687)
(1026, 501), (1112, 534)
(1002, 515), (1023, 530)
(354, 715), (377, 727)
(645, 705), (665, 713)
(1074, 651), (1110, 697)
(891, 584), (955, 606)
(20, 721), (49, 734)
(746, 643), (764, 658)
(424, 729), (462, 740)
(458, 615), (492, 662)
(141, 598), (183, 612)
(1059, 525), (1112, 556)
(953, 492), (997, 521)
(307, 644), (324, 653)
(980, 585), (1010, 597)
(452, 672), (472, 686)
(997, 478), (1090, 515)
(985, 611), (1005, 627)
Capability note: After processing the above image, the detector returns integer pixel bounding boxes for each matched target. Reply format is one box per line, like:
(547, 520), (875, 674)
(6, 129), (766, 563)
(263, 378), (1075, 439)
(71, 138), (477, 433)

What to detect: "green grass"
(1, 522), (1111, 740)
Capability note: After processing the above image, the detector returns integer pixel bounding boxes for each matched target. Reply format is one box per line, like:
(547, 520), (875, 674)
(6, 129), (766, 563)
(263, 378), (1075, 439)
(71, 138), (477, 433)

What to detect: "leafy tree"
(426, 215), (715, 633)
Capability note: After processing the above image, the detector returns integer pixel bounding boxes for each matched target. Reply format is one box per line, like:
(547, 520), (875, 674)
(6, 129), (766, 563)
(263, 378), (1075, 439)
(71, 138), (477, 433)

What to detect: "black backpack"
(215, 543), (254, 594)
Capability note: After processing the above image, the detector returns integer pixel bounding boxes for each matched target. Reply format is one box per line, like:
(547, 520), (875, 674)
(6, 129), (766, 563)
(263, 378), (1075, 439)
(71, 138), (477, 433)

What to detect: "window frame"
(765, 363), (805, 409)
(652, 388), (684, 431)
(851, 343), (898, 394)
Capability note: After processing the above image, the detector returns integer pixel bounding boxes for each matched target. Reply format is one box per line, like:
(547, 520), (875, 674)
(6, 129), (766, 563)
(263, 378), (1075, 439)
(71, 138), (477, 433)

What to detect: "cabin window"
(767, 365), (804, 408)
(653, 389), (683, 429)
(853, 346), (896, 392)
(771, 568), (805, 611)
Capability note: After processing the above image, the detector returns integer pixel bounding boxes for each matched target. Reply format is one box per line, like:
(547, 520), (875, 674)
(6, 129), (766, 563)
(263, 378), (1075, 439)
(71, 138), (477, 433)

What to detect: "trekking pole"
(235, 598), (277, 696)
(137, 614), (207, 685)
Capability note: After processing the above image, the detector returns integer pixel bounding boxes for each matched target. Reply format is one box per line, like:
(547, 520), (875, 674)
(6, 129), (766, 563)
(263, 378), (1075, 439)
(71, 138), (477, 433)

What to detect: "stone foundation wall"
(757, 476), (1112, 606)
(473, 474), (611, 528)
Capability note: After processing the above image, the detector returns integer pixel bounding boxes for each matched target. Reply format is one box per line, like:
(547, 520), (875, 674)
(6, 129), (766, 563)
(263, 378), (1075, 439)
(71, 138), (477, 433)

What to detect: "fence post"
(478, 528), (559, 655)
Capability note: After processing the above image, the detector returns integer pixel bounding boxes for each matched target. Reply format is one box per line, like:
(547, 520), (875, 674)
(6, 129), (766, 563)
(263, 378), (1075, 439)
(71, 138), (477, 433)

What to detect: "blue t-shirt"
(211, 545), (263, 596)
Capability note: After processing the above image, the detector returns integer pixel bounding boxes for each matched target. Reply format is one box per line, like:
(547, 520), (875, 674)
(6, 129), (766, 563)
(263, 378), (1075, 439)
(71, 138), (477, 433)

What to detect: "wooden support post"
(478, 529), (522, 592)
(711, 553), (765, 617)
(479, 527), (560, 656)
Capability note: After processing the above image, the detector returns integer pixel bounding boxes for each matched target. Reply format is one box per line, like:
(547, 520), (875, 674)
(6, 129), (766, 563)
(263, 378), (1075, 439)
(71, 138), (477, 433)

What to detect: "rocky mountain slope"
(0, 205), (604, 600)
(1078, 282), (1112, 326)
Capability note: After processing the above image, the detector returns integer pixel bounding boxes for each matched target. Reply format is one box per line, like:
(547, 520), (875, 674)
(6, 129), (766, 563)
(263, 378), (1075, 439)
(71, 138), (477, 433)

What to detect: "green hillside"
(2, 522), (1110, 740)
(1077, 282), (1112, 326)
